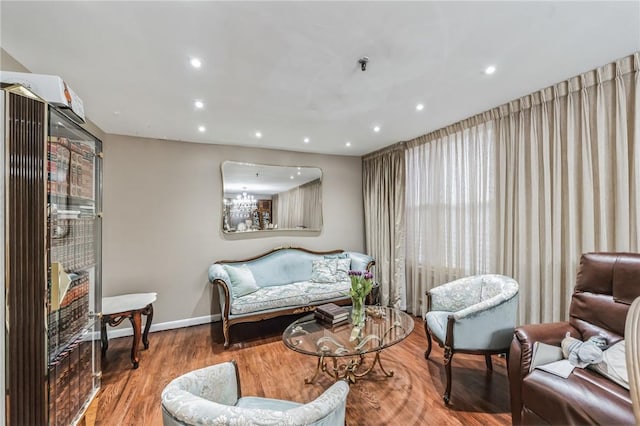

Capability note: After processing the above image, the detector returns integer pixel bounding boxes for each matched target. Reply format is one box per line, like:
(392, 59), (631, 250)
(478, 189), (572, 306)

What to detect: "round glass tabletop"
(282, 306), (414, 358)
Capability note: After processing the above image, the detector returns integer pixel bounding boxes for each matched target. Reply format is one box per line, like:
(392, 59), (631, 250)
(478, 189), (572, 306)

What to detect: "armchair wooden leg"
(424, 322), (433, 359)
(443, 346), (454, 404)
(485, 354), (493, 371)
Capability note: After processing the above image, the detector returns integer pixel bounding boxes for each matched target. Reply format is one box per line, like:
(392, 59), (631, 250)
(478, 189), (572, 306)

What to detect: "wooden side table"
(101, 292), (157, 369)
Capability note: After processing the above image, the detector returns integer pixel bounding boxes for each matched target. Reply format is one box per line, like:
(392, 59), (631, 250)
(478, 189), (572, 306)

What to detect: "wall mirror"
(221, 161), (323, 234)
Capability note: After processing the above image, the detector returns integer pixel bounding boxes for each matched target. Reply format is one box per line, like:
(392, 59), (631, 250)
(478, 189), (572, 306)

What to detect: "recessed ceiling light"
(297, 167), (301, 170)
(194, 100), (204, 109)
(416, 103), (424, 111)
(485, 65), (496, 75)
(297, 171), (301, 175)
(290, 175), (294, 179)
(198, 125), (206, 132)
(113, 111), (120, 115)
(373, 126), (380, 133)
(190, 57), (202, 68)
(303, 137), (310, 143)
(255, 131), (262, 138)
(345, 141), (352, 147)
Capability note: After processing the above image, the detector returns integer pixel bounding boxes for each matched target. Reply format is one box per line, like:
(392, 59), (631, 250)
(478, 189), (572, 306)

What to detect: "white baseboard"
(104, 313), (222, 339)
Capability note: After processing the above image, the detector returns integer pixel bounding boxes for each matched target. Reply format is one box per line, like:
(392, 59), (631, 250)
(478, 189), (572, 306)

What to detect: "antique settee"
(208, 246), (375, 348)
(509, 252), (640, 425)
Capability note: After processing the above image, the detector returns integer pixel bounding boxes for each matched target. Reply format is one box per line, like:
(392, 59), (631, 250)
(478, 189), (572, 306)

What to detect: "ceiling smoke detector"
(358, 56), (369, 71)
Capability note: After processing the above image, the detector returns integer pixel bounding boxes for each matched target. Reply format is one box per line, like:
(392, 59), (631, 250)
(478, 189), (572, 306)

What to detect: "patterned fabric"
(230, 281), (350, 315)
(452, 275), (519, 320)
(334, 259), (351, 282)
(310, 259), (337, 283)
(429, 275), (483, 312)
(162, 362), (240, 420)
(428, 274), (518, 319)
(161, 361), (349, 426)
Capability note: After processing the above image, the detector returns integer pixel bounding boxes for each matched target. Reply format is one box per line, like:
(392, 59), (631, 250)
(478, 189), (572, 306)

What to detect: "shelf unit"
(3, 85), (103, 426)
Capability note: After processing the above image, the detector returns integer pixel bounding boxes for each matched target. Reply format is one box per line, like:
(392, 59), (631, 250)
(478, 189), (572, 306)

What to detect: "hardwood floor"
(96, 315), (511, 425)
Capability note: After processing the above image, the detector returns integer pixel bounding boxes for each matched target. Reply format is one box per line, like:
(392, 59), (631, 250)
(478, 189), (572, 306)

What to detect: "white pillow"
(590, 340), (629, 390)
(335, 258), (351, 282)
(310, 259), (337, 283)
(223, 264), (259, 297)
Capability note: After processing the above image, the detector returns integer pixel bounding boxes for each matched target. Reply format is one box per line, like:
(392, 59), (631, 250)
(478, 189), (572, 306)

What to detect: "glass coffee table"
(282, 306), (414, 384)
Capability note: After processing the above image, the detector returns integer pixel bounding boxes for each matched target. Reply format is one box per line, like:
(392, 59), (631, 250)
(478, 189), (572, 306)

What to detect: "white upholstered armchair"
(161, 360), (350, 426)
(424, 274), (519, 404)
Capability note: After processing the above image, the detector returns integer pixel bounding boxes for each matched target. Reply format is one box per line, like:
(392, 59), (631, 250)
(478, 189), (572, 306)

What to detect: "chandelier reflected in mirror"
(225, 192), (257, 217)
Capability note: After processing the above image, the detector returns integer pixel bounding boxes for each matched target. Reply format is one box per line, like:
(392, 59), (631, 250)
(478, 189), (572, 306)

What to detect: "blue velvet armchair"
(161, 360), (350, 425)
(424, 274), (519, 404)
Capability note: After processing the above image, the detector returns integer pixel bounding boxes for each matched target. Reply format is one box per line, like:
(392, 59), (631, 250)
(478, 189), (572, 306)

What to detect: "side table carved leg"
(129, 311), (142, 369)
(142, 303), (153, 349)
(100, 318), (109, 359)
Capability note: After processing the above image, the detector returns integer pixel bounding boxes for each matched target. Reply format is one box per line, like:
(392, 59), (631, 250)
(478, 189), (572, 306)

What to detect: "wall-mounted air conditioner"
(0, 71), (85, 124)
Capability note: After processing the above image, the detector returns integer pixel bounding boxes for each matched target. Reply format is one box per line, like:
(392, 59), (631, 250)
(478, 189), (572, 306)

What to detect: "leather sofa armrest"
(508, 322), (580, 424)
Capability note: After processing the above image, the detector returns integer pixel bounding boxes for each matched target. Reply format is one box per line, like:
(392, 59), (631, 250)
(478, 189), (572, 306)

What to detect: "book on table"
(314, 310), (348, 324)
(315, 303), (349, 320)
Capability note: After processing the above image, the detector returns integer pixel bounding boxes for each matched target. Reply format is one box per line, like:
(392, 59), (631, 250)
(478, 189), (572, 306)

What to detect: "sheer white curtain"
(403, 53), (639, 323)
(405, 121), (497, 315)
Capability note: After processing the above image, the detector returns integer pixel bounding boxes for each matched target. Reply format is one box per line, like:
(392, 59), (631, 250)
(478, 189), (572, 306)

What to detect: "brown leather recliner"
(509, 252), (640, 425)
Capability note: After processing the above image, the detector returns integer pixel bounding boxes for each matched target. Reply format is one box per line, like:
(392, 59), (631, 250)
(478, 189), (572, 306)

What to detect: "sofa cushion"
(335, 258), (351, 282)
(230, 281), (351, 315)
(310, 259), (337, 283)
(224, 264), (259, 297)
(522, 368), (634, 425)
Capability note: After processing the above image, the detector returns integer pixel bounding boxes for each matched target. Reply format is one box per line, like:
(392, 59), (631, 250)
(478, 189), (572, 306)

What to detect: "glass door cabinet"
(3, 85), (102, 425)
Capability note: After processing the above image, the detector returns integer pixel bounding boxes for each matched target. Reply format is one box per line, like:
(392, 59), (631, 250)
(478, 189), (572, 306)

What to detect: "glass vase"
(350, 296), (366, 327)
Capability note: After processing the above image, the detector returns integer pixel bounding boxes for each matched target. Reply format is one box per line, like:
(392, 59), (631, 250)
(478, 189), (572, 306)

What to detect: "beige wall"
(2, 47), (28, 72)
(103, 134), (365, 324)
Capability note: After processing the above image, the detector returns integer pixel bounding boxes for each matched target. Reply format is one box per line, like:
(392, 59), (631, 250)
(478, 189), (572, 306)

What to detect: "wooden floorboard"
(96, 315), (511, 425)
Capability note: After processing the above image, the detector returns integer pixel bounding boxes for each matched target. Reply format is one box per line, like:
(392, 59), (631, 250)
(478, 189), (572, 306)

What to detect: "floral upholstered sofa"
(208, 246), (375, 348)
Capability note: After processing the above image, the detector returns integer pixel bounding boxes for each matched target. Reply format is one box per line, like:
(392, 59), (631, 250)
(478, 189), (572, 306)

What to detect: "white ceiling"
(1, 1), (639, 156)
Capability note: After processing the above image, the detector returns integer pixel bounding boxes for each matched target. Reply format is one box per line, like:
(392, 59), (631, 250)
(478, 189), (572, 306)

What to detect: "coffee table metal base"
(304, 351), (394, 384)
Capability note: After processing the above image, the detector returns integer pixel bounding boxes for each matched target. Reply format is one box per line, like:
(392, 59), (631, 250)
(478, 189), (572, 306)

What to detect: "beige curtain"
(495, 54), (639, 324)
(362, 148), (406, 308)
(403, 53), (639, 324)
